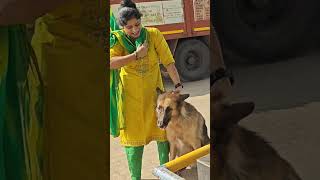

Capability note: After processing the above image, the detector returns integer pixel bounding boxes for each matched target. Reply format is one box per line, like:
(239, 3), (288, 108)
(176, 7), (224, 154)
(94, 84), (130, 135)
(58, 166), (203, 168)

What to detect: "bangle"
(175, 83), (183, 89)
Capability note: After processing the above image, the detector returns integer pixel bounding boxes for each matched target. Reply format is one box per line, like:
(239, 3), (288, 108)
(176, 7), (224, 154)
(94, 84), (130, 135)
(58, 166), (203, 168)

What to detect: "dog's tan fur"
(156, 89), (210, 161)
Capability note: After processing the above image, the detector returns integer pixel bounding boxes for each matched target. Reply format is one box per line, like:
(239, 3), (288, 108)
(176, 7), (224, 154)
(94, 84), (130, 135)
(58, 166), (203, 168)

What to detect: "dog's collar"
(210, 68), (234, 87)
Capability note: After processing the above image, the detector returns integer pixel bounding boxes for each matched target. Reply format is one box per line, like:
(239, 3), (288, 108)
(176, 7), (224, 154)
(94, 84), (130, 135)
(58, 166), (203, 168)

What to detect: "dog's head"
(213, 101), (255, 128)
(155, 88), (190, 129)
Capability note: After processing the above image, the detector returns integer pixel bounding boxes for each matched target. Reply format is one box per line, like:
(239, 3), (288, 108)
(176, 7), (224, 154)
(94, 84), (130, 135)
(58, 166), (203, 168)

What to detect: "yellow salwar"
(110, 27), (174, 146)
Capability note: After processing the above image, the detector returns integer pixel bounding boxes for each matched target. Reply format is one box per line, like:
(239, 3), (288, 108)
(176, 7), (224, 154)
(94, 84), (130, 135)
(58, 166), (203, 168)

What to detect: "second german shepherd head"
(212, 95), (302, 180)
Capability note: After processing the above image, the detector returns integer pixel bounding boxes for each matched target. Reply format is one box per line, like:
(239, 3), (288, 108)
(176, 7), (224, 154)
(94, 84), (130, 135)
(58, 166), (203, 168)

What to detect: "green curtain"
(0, 25), (44, 180)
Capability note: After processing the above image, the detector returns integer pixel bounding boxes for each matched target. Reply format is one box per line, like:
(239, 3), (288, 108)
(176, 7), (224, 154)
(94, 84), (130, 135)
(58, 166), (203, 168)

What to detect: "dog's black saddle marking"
(210, 68), (234, 87)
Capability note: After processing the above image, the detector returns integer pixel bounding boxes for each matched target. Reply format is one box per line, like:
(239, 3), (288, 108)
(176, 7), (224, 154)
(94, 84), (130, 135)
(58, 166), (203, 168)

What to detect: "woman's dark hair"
(118, 0), (142, 26)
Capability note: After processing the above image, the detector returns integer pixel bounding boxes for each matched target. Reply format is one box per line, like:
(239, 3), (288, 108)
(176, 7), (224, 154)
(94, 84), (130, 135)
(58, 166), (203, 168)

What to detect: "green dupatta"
(0, 25), (44, 180)
(109, 11), (122, 137)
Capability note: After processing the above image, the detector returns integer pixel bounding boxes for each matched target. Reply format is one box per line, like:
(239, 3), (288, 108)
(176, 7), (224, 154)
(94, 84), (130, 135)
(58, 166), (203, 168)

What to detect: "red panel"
(147, 24), (186, 33)
(193, 20), (210, 27)
(164, 34), (188, 40)
(110, 0), (157, 3)
(146, 24), (188, 40)
(110, 0), (120, 4)
(192, 20), (210, 36)
(184, 0), (194, 37)
(110, 0), (210, 40)
(192, 31), (209, 37)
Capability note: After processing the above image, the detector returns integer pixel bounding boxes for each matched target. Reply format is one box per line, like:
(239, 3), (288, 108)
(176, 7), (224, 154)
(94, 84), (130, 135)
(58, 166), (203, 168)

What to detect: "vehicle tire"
(214, 0), (318, 61)
(174, 39), (210, 81)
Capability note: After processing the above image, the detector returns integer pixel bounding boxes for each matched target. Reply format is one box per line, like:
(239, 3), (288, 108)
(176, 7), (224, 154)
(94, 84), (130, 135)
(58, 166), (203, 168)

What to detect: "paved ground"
(228, 51), (320, 180)
(110, 78), (210, 180)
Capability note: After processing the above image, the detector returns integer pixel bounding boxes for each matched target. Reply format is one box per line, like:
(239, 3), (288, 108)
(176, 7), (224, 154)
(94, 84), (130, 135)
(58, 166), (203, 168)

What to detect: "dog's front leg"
(189, 141), (202, 168)
(191, 140), (202, 151)
(169, 143), (177, 161)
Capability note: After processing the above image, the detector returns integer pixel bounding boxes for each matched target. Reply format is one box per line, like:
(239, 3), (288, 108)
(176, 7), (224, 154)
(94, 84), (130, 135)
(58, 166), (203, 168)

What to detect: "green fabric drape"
(110, 11), (120, 31)
(110, 27), (147, 51)
(109, 11), (123, 137)
(0, 25), (44, 180)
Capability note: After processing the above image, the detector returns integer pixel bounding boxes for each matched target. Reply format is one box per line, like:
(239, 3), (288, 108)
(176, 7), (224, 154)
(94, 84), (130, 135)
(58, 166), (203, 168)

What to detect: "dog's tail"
(201, 122), (210, 146)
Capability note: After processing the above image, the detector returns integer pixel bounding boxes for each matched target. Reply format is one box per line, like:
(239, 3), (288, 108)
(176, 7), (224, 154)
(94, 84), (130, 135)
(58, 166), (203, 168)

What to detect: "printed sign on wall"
(193, 0), (210, 21)
(162, 0), (184, 24)
(137, 1), (165, 26)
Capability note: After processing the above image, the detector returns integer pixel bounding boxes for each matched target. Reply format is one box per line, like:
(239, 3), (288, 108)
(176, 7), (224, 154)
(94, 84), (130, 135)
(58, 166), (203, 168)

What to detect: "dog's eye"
(157, 106), (164, 112)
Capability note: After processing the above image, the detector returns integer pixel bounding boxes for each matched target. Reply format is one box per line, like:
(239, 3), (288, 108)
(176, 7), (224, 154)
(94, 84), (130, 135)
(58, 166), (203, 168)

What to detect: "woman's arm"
(110, 42), (148, 69)
(110, 53), (136, 69)
(152, 28), (182, 90)
(166, 63), (182, 89)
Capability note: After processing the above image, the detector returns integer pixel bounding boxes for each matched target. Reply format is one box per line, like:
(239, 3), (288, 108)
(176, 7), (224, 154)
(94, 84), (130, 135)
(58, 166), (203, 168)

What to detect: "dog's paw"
(190, 162), (197, 168)
(176, 167), (187, 177)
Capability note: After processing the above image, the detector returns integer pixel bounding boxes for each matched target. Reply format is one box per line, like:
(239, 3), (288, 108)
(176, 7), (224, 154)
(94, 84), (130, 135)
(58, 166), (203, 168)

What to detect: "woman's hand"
(136, 41), (148, 59)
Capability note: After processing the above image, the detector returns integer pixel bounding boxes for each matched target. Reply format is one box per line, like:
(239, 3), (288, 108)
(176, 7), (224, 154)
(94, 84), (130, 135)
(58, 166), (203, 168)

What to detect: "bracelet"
(174, 83), (183, 89)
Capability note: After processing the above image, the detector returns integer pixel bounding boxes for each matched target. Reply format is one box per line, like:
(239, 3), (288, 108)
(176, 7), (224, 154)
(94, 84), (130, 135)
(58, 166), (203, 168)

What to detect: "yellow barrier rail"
(153, 144), (210, 179)
(165, 144), (210, 172)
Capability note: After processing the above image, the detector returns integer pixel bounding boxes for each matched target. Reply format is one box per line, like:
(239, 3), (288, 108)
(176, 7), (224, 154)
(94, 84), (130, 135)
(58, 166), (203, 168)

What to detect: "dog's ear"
(178, 94), (190, 102)
(156, 87), (165, 96)
(213, 102), (255, 129)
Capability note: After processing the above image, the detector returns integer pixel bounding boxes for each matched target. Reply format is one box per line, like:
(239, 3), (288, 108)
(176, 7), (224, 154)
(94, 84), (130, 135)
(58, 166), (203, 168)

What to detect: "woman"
(2, 0), (109, 179)
(31, 1), (108, 179)
(110, 0), (183, 179)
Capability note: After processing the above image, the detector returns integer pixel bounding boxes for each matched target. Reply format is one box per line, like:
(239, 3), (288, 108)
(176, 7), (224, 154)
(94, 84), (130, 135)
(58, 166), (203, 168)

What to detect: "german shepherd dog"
(212, 94), (302, 180)
(211, 27), (302, 179)
(155, 88), (210, 161)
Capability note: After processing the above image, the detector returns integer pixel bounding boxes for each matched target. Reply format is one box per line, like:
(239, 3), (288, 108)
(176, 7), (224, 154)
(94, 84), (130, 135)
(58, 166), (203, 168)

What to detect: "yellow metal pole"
(164, 144), (210, 172)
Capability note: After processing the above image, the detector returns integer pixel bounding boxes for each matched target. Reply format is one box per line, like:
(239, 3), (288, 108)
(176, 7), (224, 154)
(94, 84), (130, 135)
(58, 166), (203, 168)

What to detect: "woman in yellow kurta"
(110, 0), (183, 179)
(31, 1), (108, 179)
(1, 0), (108, 179)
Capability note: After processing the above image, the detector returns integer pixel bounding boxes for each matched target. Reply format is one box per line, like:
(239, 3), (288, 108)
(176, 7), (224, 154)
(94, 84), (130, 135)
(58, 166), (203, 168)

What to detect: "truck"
(214, 0), (320, 61)
(110, 0), (210, 81)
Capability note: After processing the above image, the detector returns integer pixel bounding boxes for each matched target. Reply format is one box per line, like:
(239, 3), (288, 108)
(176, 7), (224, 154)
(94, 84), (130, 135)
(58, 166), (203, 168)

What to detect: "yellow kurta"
(110, 27), (174, 146)
(31, 1), (108, 179)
